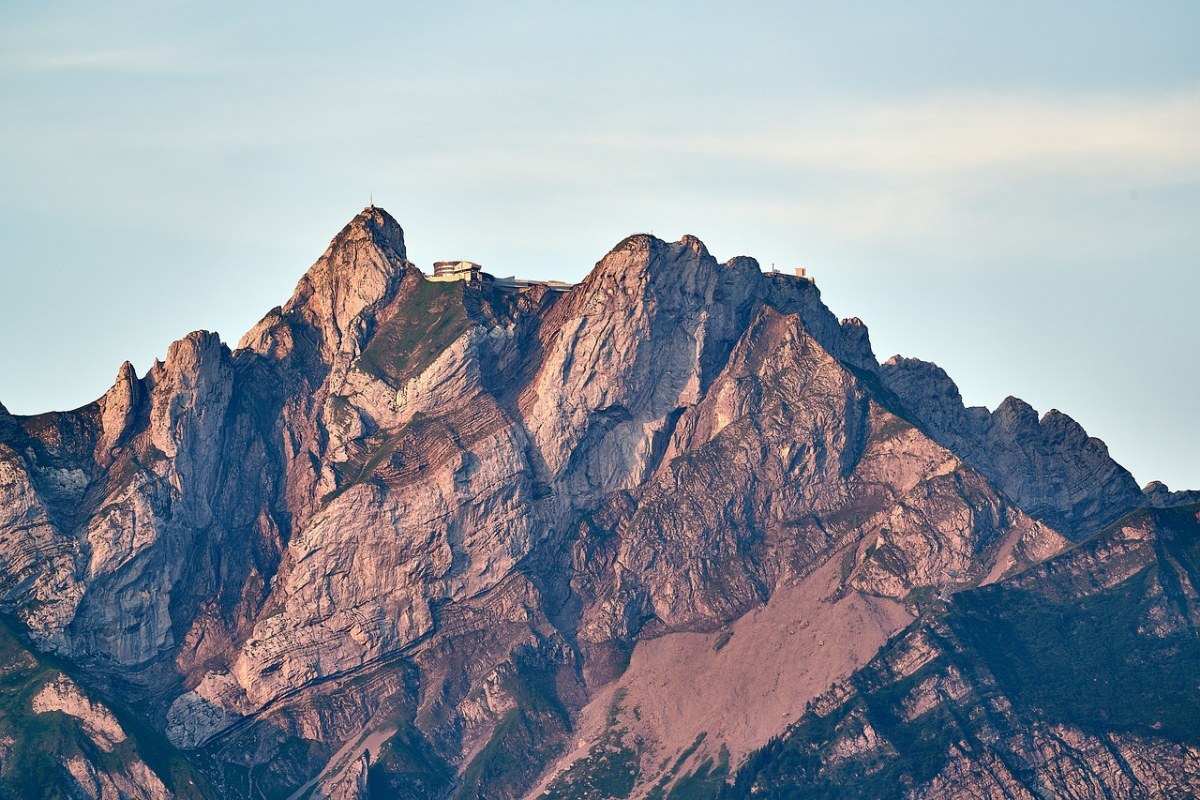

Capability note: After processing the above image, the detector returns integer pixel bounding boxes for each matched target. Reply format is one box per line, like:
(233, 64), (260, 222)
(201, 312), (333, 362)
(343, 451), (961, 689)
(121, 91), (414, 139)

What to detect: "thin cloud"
(340, 88), (1200, 202)
(0, 47), (186, 73)
(583, 88), (1200, 179)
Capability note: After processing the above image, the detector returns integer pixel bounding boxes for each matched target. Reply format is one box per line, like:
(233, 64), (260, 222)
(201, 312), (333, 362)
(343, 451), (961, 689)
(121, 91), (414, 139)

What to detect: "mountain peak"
(243, 206), (413, 359)
(336, 205), (407, 260)
(680, 234), (709, 257)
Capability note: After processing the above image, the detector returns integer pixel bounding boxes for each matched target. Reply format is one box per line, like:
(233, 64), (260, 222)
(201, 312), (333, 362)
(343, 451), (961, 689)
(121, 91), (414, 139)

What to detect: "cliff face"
(0, 207), (1185, 799)
(877, 356), (1144, 538)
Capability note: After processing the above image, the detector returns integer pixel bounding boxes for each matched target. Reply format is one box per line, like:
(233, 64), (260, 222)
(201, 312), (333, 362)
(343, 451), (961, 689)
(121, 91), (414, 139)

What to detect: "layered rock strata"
(0, 206), (1185, 799)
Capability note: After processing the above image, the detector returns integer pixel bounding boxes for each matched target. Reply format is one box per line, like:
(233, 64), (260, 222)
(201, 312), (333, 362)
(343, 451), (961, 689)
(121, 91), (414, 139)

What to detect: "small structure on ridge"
(430, 261), (488, 284)
(427, 261), (574, 294)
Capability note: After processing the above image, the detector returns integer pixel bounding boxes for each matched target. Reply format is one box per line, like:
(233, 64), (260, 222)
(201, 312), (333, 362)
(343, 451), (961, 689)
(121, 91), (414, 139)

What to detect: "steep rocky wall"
(0, 206), (1175, 799)
(728, 504), (1200, 800)
(877, 355), (1144, 538)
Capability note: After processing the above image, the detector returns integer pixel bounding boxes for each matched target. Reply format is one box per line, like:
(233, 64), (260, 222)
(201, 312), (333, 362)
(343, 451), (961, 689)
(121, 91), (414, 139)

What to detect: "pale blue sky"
(1, 2), (1198, 490)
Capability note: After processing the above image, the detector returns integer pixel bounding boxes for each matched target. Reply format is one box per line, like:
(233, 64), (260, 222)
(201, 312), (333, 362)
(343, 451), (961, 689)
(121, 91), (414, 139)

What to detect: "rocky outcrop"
(96, 359), (142, 460)
(60, 754), (173, 800)
(268, 205), (412, 364)
(32, 674), (127, 751)
(26, 672), (174, 798)
(728, 503), (1200, 800)
(0, 620), (189, 798)
(877, 355), (1144, 537)
(1144, 479), (1200, 508)
(0, 437), (83, 646)
(0, 206), (1186, 799)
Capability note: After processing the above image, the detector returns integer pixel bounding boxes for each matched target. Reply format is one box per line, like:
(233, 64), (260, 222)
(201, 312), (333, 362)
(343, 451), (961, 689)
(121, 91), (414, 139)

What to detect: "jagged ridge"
(0, 207), (1187, 799)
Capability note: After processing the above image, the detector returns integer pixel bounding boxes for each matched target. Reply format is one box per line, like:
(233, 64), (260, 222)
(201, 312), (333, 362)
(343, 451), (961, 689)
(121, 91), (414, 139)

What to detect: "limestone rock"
(0, 207), (1186, 799)
(96, 360), (142, 460)
(1144, 479), (1200, 508)
(878, 355), (1144, 537)
(61, 753), (172, 800)
(31, 674), (127, 752)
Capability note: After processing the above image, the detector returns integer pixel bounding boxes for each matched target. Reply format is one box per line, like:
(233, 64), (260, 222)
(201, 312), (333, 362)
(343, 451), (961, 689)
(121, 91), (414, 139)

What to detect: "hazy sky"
(1, 2), (1197, 489)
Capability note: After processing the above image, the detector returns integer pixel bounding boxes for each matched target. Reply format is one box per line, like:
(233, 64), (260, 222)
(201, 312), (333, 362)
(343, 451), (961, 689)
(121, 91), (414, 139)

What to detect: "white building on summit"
(430, 260), (487, 283)
(426, 260), (574, 294)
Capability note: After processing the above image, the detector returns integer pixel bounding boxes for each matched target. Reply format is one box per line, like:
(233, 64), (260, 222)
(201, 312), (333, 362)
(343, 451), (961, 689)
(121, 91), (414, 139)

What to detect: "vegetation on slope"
(358, 280), (472, 386)
(357, 277), (518, 388)
(0, 618), (211, 799)
(453, 658), (571, 800)
(541, 690), (642, 800)
(726, 504), (1200, 799)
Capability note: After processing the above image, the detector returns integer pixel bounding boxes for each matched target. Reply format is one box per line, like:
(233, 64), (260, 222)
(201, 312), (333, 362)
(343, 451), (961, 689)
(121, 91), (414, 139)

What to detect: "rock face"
(877, 356), (1144, 538)
(0, 620), (184, 798)
(0, 206), (1190, 798)
(31, 674), (128, 752)
(1144, 479), (1200, 508)
(729, 503), (1200, 800)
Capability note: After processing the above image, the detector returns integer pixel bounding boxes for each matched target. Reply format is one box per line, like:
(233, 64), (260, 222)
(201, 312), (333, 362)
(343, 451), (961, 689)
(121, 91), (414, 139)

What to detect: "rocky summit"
(0, 206), (1196, 799)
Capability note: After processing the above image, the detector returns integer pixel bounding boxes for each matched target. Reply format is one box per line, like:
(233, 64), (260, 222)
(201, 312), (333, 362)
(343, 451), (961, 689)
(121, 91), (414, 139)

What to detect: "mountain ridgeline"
(0, 206), (1195, 799)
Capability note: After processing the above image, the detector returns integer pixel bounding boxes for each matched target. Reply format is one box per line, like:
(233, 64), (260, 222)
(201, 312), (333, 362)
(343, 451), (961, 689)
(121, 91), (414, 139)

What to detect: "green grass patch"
(646, 733), (712, 800)
(367, 723), (454, 800)
(665, 745), (728, 800)
(949, 565), (1200, 743)
(542, 691), (641, 800)
(358, 280), (472, 385)
(0, 618), (212, 799)
(454, 659), (572, 800)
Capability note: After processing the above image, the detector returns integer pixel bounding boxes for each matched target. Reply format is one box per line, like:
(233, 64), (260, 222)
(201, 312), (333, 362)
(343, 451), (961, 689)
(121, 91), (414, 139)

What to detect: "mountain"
(0, 206), (1192, 799)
